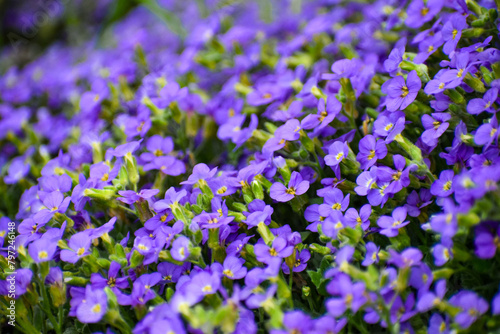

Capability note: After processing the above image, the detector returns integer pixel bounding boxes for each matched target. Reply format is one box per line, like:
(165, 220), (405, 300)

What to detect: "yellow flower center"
(285, 187), (296, 195)
(421, 7), (429, 16)
(336, 152), (344, 161)
(400, 85), (409, 97)
(137, 121), (145, 132)
(101, 173), (109, 181)
(202, 285), (213, 292)
(443, 181), (452, 191)
(91, 304), (101, 313)
(319, 111), (328, 122)
(439, 321), (446, 332)
(107, 277), (116, 287)
(223, 269), (234, 277)
(368, 150), (376, 160)
(332, 203), (342, 210)
(452, 29), (458, 39)
(77, 248), (85, 256)
(438, 82), (445, 89)
(269, 248), (278, 256)
(217, 186), (227, 194)
(38, 251), (48, 259)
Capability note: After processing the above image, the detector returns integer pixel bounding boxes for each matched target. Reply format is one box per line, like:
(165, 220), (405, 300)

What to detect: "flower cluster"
(1, 0), (500, 333)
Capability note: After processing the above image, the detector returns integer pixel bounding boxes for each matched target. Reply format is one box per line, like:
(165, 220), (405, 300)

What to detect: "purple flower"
(388, 248), (423, 268)
(0, 268), (32, 299)
(384, 45), (405, 74)
(430, 170), (455, 197)
(153, 187), (187, 212)
(324, 141), (349, 167)
(192, 211), (234, 229)
(322, 211), (347, 240)
(449, 291), (488, 329)
(326, 273), (367, 317)
(373, 111), (405, 143)
(140, 135), (174, 162)
(493, 288), (500, 315)
(117, 188), (159, 205)
(117, 275), (160, 307)
(428, 314), (450, 334)
(442, 14), (467, 55)
(4, 158), (30, 184)
(110, 140), (141, 158)
(181, 163), (217, 186)
(271, 311), (313, 334)
(421, 113), (451, 146)
(89, 162), (120, 187)
(301, 96), (341, 131)
(76, 286), (107, 323)
(405, 189), (433, 217)
(221, 256), (247, 279)
(344, 204), (371, 231)
(467, 88), (498, 115)
(282, 249), (311, 274)
(319, 188), (349, 217)
(157, 262), (184, 284)
(188, 271), (221, 296)
(474, 222), (500, 259)
(270, 171), (309, 202)
(245, 204), (274, 228)
(60, 231), (92, 264)
(254, 237), (294, 264)
(405, 0), (444, 29)
(356, 135), (387, 169)
(90, 261), (129, 291)
(33, 191), (71, 225)
(429, 199), (459, 238)
(217, 114), (258, 147)
(28, 236), (57, 262)
(381, 154), (415, 194)
(475, 115), (499, 148)
(170, 236), (191, 262)
(143, 156), (185, 176)
(313, 316), (347, 334)
(378, 207), (409, 237)
(246, 284), (277, 309)
(417, 279), (446, 312)
(381, 71), (421, 111)
(433, 240), (453, 266)
(362, 242), (380, 266)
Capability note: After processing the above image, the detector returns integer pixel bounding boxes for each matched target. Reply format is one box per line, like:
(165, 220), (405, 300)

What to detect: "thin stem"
(288, 272), (294, 308)
(35, 276), (61, 334)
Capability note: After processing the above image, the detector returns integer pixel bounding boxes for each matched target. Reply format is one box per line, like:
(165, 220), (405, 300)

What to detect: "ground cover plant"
(1, 0), (500, 333)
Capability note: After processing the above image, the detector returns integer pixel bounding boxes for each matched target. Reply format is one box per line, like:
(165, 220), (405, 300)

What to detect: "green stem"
(36, 276), (62, 334)
(118, 205), (138, 215)
(17, 320), (41, 334)
(288, 272), (294, 308)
